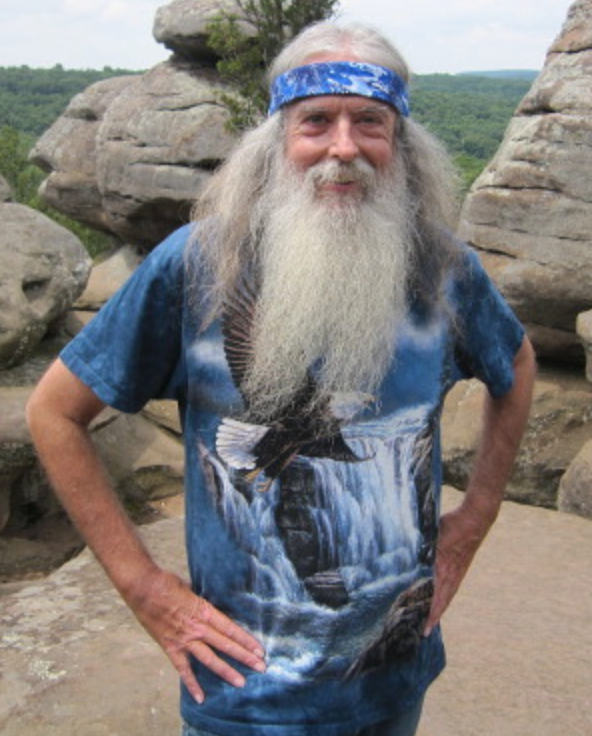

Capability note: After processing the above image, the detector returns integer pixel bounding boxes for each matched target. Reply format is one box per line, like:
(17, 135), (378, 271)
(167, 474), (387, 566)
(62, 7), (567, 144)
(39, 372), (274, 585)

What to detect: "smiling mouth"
(318, 179), (362, 196)
(321, 178), (358, 188)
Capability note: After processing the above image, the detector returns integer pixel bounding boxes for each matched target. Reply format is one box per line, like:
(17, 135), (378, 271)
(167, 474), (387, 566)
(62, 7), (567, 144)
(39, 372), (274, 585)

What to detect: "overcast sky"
(0, 0), (575, 74)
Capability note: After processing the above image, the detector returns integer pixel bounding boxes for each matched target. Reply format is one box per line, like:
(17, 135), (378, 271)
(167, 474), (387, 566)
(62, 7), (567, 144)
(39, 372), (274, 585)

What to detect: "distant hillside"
(0, 64), (534, 199)
(410, 73), (532, 164)
(1, 64), (532, 155)
(458, 70), (539, 81)
(0, 65), (140, 138)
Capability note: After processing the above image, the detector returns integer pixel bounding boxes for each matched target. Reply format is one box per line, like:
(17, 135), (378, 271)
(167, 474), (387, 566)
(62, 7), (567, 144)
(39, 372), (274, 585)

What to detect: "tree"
(207, 0), (339, 131)
(0, 125), (23, 189)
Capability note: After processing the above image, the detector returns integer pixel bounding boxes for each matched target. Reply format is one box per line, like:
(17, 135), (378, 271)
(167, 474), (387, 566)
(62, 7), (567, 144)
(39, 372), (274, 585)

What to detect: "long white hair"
(189, 22), (460, 325)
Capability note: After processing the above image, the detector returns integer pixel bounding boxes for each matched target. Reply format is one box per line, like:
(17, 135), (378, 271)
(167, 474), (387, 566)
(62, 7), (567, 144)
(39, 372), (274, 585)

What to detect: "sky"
(0, 0), (576, 75)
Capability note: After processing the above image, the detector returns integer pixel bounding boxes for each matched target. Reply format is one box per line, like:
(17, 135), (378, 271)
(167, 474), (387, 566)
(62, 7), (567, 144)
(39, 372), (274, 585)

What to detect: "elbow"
(516, 335), (537, 384)
(25, 384), (53, 446)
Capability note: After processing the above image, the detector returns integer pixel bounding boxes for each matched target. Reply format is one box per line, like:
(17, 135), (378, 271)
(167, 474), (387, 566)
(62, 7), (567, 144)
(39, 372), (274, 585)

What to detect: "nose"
(328, 118), (359, 162)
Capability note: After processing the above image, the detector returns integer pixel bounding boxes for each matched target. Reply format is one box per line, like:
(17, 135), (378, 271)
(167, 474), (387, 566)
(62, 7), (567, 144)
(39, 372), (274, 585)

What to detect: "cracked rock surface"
(458, 0), (592, 362)
(30, 61), (236, 251)
(0, 203), (91, 368)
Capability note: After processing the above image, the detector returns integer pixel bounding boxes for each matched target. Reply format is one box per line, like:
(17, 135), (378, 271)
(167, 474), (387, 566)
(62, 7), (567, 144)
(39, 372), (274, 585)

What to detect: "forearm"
(425, 337), (536, 633)
(461, 335), (537, 530)
(26, 361), (159, 601)
(27, 359), (266, 700)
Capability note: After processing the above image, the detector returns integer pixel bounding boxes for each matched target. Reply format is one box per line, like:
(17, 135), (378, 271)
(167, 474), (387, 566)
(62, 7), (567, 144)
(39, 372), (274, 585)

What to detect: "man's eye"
(359, 115), (381, 125)
(303, 114), (328, 125)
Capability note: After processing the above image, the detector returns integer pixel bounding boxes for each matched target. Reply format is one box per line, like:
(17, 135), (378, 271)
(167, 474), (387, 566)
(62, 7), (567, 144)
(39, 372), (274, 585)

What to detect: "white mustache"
(306, 159), (376, 189)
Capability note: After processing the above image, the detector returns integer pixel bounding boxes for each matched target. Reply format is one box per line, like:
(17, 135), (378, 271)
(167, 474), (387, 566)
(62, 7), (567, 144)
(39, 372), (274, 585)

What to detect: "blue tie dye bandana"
(268, 60), (410, 117)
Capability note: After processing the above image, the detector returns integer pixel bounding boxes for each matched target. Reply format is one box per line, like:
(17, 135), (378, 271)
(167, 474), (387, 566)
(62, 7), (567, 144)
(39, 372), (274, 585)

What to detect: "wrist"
(459, 488), (502, 537)
(109, 551), (163, 606)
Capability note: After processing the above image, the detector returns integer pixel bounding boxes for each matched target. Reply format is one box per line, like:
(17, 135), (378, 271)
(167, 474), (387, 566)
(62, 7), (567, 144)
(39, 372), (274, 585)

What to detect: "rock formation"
(576, 309), (592, 380)
(3, 0), (592, 596)
(153, 0), (255, 62)
(0, 199), (89, 577)
(442, 372), (592, 510)
(0, 202), (91, 369)
(30, 1), (239, 251)
(74, 244), (143, 310)
(0, 516), (186, 735)
(0, 219), (183, 582)
(458, 0), (592, 363)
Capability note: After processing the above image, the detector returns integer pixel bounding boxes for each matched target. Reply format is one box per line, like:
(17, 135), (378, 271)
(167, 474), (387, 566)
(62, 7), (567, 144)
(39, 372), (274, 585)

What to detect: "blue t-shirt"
(61, 224), (524, 735)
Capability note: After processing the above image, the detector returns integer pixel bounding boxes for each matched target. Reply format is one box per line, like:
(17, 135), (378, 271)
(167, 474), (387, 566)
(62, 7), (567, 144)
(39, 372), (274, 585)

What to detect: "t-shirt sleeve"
(451, 247), (525, 398)
(60, 225), (191, 413)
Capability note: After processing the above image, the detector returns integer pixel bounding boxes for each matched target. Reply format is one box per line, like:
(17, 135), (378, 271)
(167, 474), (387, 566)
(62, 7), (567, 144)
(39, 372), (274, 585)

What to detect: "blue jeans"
(181, 697), (423, 736)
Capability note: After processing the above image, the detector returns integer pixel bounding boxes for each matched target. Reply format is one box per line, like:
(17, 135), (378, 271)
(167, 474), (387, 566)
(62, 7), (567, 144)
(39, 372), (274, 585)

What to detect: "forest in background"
(0, 64), (535, 257)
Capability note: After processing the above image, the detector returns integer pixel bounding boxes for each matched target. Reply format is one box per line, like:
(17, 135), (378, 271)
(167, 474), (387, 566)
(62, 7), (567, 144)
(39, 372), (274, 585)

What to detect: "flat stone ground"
(1, 488), (591, 736)
(418, 489), (592, 736)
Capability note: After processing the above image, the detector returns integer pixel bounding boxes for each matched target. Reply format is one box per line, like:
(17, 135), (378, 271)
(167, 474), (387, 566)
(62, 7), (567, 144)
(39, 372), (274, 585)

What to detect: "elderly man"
(27, 21), (535, 736)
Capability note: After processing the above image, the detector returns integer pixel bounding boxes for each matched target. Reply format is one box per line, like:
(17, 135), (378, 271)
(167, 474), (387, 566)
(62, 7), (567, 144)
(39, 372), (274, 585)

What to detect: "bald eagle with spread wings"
(215, 280), (372, 491)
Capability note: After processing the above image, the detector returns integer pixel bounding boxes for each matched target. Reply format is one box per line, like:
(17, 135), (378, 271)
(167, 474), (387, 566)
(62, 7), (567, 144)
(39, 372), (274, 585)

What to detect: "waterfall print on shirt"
(197, 279), (439, 684)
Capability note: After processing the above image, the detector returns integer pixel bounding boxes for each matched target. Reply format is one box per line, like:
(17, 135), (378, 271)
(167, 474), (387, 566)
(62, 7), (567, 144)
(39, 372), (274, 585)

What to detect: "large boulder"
(30, 75), (137, 234)
(90, 409), (185, 502)
(458, 0), (592, 363)
(558, 439), (592, 519)
(153, 0), (255, 63)
(576, 309), (592, 382)
(74, 244), (143, 310)
(0, 387), (36, 533)
(0, 390), (184, 582)
(0, 203), (91, 368)
(442, 368), (592, 510)
(31, 61), (236, 250)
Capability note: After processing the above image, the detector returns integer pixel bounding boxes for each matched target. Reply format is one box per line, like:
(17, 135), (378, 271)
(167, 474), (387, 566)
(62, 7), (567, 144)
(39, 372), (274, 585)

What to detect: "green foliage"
(0, 125), (113, 259)
(31, 193), (116, 260)
(206, 0), (339, 131)
(458, 70), (537, 81)
(0, 62), (534, 252)
(0, 65), (140, 137)
(410, 73), (531, 193)
(454, 153), (488, 193)
(411, 76), (530, 157)
(0, 65), (136, 258)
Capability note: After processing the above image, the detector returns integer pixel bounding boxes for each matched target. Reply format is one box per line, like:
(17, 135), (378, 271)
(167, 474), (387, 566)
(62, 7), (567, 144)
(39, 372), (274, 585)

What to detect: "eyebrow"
(293, 101), (394, 118)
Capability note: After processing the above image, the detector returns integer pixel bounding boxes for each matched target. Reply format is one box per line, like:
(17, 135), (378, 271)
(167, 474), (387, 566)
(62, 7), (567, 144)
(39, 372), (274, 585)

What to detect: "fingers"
(179, 604), (267, 679)
(423, 581), (448, 637)
(423, 507), (485, 637)
(129, 570), (267, 704)
(167, 636), (252, 705)
(196, 599), (265, 660)
(158, 590), (267, 703)
(169, 648), (206, 704)
(166, 609), (267, 703)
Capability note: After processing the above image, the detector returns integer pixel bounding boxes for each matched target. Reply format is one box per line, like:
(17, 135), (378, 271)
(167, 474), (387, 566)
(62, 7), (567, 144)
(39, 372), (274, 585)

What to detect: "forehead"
(287, 95), (396, 117)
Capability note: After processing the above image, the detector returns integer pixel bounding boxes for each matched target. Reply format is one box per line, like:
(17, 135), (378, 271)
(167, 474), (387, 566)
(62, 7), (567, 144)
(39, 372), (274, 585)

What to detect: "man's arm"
(425, 335), (536, 635)
(26, 358), (266, 703)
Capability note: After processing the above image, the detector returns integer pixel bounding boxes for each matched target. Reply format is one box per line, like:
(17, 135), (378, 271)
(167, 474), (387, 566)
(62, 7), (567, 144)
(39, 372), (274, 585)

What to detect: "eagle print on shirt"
(199, 279), (439, 682)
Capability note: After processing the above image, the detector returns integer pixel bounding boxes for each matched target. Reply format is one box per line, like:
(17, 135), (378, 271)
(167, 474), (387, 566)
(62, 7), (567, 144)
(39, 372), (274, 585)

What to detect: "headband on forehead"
(268, 60), (410, 117)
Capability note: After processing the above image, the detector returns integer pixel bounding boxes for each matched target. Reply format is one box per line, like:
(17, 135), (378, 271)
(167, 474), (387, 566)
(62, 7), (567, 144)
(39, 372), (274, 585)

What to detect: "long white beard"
(243, 156), (413, 420)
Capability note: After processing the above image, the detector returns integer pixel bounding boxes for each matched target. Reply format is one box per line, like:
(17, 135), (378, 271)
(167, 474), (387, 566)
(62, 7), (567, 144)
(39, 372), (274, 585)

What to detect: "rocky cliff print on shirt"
(197, 279), (439, 683)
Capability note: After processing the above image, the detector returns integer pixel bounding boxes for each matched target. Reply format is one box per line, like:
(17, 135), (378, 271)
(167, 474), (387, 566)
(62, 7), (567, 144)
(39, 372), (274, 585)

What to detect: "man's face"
(284, 94), (397, 200)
